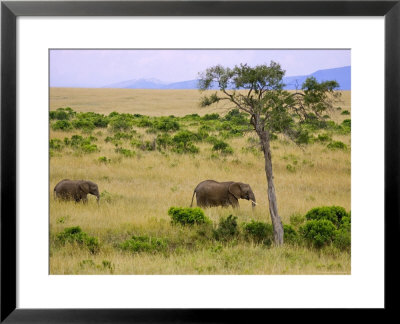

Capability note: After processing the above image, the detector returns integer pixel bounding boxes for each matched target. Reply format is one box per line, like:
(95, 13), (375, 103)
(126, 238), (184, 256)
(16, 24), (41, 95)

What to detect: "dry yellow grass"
(50, 88), (351, 275)
(50, 88), (350, 118)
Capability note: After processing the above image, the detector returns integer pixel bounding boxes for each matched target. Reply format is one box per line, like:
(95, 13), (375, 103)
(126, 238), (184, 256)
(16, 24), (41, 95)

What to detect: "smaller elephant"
(190, 180), (256, 208)
(54, 179), (100, 204)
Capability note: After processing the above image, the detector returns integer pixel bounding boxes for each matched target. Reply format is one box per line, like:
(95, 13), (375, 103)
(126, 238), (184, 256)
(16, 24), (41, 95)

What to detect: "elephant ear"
(228, 182), (242, 200)
(79, 181), (90, 194)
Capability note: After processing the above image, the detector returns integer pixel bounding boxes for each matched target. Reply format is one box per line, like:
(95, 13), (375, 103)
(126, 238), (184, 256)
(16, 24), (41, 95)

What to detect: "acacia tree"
(198, 61), (340, 245)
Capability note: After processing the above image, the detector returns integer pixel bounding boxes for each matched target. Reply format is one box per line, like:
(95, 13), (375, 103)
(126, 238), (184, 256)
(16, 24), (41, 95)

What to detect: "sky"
(50, 49), (350, 88)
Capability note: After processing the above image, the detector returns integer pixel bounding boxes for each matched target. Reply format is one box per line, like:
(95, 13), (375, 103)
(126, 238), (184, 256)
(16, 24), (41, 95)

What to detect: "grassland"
(50, 88), (351, 275)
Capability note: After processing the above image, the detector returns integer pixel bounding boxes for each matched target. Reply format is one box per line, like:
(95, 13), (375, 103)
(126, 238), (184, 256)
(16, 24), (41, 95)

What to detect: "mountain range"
(103, 66), (351, 90)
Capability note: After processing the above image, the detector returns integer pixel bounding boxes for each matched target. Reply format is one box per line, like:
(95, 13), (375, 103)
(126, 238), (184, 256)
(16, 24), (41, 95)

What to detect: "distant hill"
(103, 66), (351, 90)
(104, 78), (168, 89)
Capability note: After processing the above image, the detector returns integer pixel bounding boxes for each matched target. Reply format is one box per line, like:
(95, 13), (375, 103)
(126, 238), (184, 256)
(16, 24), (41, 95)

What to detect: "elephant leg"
(82, 195), (88, 204)
(228, 195), (239, 208)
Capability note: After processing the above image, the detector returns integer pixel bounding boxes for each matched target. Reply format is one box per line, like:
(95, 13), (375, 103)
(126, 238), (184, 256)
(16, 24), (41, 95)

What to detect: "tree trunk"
(254, 119), (284, 245)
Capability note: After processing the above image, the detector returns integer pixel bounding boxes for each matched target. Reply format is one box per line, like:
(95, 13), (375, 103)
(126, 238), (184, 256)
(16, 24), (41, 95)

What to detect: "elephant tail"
(190, 190), (196, 207)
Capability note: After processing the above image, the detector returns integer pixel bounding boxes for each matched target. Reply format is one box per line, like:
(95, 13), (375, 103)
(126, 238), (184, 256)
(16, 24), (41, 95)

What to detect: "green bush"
(223, 108), (248, 125)
(76, 112), (109, 128)
(202, 113), (220, 121)
(341, 110), (350, 115)
(182, 113), (201, 121)
(305, 206), (349, 227)
(212, 140), (233, 154)
(115, 147), (136, 157)
(98, 156), (111, 164)
(333, 215), (351, 251)
(119, 235), (167, 254)
(172, 142), (200, 154)
(213, 215), (239, 242)
(109, 113), (134, 131)
(155, 133), (172, 150)
(316, 133), (332, 142)
(168, 207), (211, 226)
(300, 219), (336, 248)
(49, 138), (64, 150)
(283, 224), (300, 245)
(172, 130), (197, 144)
(243, 221), (274, 246)
(56, 226), (100, 254)
(80, 144), (98, 153)
(72, 118), (96, 131)
(63, 135), (98, 153)
(341, 119), (351, 128)
(327, 141), (347, 150)
(51, 120), (73, 131)
(152, 116), (180, 132)
(49, 107), (76, 120)
(334, 227), (351, 251)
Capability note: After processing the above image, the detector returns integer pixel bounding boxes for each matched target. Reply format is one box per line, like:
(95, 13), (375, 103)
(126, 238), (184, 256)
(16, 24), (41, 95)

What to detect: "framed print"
(1, 0), (399, 322)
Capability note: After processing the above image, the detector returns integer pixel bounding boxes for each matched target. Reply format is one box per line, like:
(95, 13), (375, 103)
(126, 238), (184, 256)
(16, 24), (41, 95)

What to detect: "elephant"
(190, 180), (256, 208)
(54, 179), (100, 203)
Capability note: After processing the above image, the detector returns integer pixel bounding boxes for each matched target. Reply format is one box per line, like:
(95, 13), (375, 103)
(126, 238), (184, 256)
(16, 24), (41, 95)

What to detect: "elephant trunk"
(249, 192), (256, 208)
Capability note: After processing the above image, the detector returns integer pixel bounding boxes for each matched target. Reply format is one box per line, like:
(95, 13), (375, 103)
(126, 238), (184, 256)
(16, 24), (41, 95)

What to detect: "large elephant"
(54, 179), (100, 203)
(190, 180), (256, 208)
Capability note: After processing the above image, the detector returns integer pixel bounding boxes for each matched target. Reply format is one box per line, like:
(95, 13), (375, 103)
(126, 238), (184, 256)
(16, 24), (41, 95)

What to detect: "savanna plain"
(50, 88), (351, 275)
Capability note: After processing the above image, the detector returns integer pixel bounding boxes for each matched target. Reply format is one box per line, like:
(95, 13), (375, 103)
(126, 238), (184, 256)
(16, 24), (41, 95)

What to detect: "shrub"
(51, 120), (73, 131)
(327, 141), (347, 150)
(153, 116), (180, 132)
(341, 119), (351, 128)
(334, 227), (351, 251)
(333, 215), (351, 251)
(56, 226), (100, 254)
(172, 142), (199, 154)
(49, 107), (76, 120)
(80, 144), (98, 153)
(202, 113), (220, 121)
(76, 112), (109, 128)
(182, 113), (201, 121)
(305, 206), (349, 227)
(283, 224), (300, 245)
(168, 207), (211, 226)
(172, 130), (197, 144)
(72, 118), (96, 131)
(115, 147), (136, 157)
(213, 215), (239, 242)
(300, 219), (336, 248)
(99, 190), (113, 203)
(212, 140), (233, 154)
(119, 235), (167, 254)
(224, 108), (248, 125)
(243, 221), (274, 246)
(109, 113), (134, 131)
(155, 133), (172, 150)
(341, 110), (350, 115)
(98, 156), (111, 164)
(49, 138), (63, 150)
(316, 133), (332, 142)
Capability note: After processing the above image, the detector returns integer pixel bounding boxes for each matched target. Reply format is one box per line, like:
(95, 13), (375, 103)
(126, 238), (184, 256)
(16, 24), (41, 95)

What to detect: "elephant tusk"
(250, 200), (257, 205)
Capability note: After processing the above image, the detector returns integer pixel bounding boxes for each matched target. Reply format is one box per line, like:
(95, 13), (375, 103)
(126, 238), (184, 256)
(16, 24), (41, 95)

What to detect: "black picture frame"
(1, 0), (399, 322)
